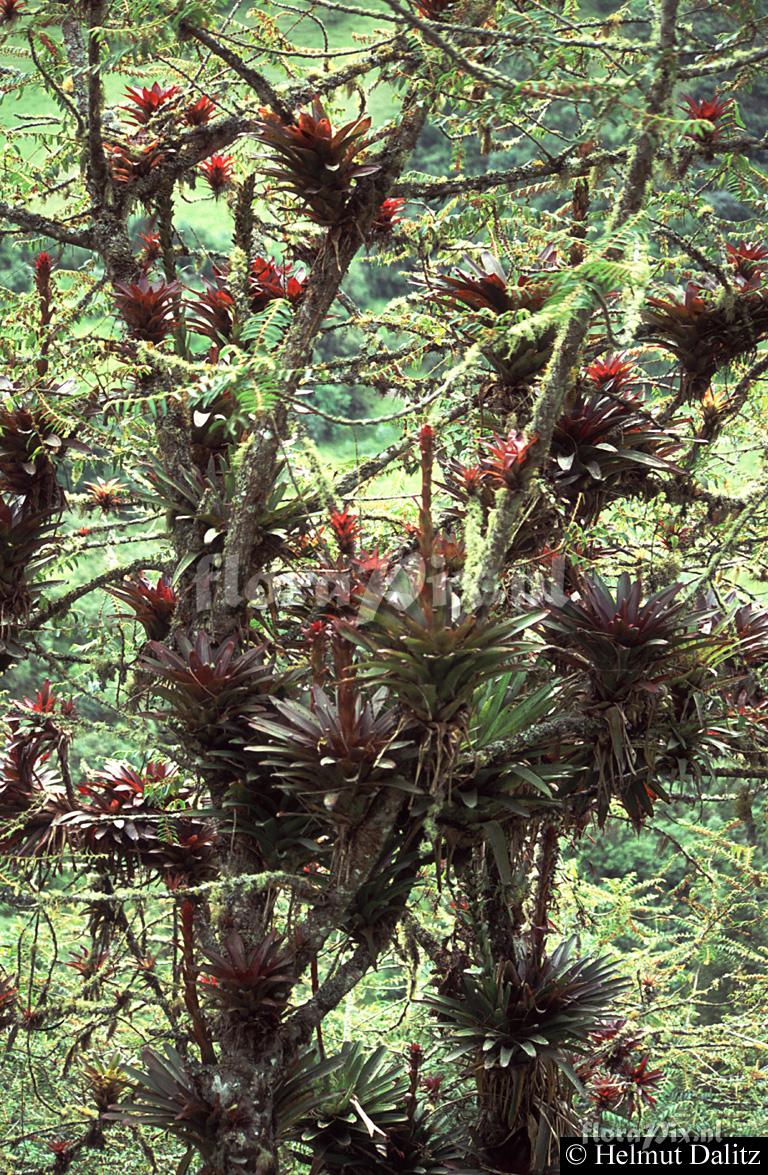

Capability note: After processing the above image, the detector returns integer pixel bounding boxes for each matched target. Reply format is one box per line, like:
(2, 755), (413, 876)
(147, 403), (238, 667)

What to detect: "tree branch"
(180, 22), (294, 122)
(0, 202), (94, 249)
(210, 91), (430, 633)
(26, 557), (166, 633)
(465, 0), (681, 611)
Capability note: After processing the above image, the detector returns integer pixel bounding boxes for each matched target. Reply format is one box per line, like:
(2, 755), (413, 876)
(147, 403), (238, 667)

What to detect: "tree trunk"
(209, 1053), (281, 1175)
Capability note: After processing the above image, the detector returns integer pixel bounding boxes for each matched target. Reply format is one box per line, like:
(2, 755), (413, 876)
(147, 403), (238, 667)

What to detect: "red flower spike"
(108, 573), (177, 641)
(370, 197), (405, 240)
(303, 619), (328, 646)
(186, 284), (235, 345)
(680, 93), (735, 143)
(106, 138), (165, 184)
(584, 353), (637, 396)
(185, 95), (216, 126)
(138, 230), (162, 268)
(34, 251), (53, 297)
(422, 1075), (443, 1101)
(480, 430), (538, 488)
(249, 256), (307, 312)
(725, 240), (768, 288)
(83, 477), (127, 513)
(121, 82), (180, 126)
(113, 276), (180, 343)
(0, 0), (24, 22)
(330, 509), (359, 556)
(199, 154), (234, 197)
(419, 423), (434, 452)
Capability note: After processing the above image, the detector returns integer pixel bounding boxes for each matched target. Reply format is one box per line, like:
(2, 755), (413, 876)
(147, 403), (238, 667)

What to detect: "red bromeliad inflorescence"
(330, 508), (359, 557)
(480, 430), (538, 488)
(83, 477), (127, 513)
(34, 251), (53, 299)
(108, 573), (177, 641)
(584, 352), (638, 397)
(121, 82), (180, 125)
(199, 154), (234, 197)
(680, 93), (735, 143)
(0, 0), (24, 22)
(113, 276), (180, 343)
(249, 256), (307, 311)
(725, 240), (768, 288)
(138, 229), (162, 269)
(370, 197), (406, 240)
(184, 95), (217, 126)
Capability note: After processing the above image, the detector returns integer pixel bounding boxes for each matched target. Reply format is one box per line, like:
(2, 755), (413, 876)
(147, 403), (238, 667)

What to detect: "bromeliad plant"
(420, 250), (559, 390)
(345, 593), (541, 727)
(289, 1042), (476, 1175)
(107, 573), (177, 641)
(0, 496), (57, 661)
(200, 930), (293, 1021)
(0, 0), (24, 23)
(247, 688), (411, 816)
(106, 136), (165, 185)
(426, 937), (626, 1071)
(576, 1018), (663, 1117)
(0, 402), (63, 511)
(111, 1045), (234, 1165)
(725, 240), (768, 289)
(540, 573), (709, 701)
(140, 632), (274, 743)
(539, 573), (728, 825)
(57, 758), (215, 883)
(442, 672), (564, 835)
(679, 93), (735, 145)
(549, 370), (679, 518)
(641, 276), (768, 400)
(425, 938), (627, 1171)
(253, 98), (379, 227)
(186, 258), (306, 350)
(199, 154), (235, 197)
(186, 283), (236, 349)
(113, 277), (180, 343)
